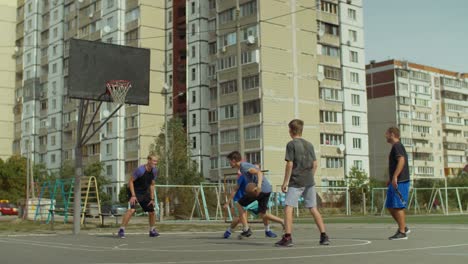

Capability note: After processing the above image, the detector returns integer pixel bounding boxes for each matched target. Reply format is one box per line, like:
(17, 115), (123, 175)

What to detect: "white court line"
(0, 234), (57, 237)
(0, 236), (371, 253)
(93, 243), (468, 264)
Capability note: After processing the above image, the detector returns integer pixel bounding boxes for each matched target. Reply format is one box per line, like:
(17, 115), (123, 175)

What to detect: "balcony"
(16, 27), (24, 40)
(83, 154), (101, 164)
(40, 74), (48, 83)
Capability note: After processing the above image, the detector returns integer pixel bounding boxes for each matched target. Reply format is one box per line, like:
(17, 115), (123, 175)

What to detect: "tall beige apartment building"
(166, 0), (369, 187)
(13, 0), (165, 201)
(367, 60), (468, 181)
(0, 0), (16, 160)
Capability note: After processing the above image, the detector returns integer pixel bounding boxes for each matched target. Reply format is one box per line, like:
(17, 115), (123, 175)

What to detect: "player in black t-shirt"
(385, 127), (411, 240)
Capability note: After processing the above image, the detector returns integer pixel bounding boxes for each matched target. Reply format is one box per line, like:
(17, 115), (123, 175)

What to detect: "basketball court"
(1, 223), (467, 264)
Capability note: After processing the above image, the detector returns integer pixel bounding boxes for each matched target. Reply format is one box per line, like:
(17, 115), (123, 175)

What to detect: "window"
(51, 135), (56, 146)
(352, 138), (361, 149)
(106, 122), (112, 134)
(192, 137), (197, 149)
(125, 8), (140, 23)
(168, 10), (172, 23)
(350, 72), (359, 83)
(208, 110), (217, 123)
(106, 143), (112, 155)
(318, 21), (339, 36)
(399, 111), (410, 119)
(51, 154), (56, 163)
(245, 152), (261, 164)
(191, 68), (196, 81)
(168, 31), (172, 44)
(52, 99), (56, 109)
(350, 51), (358, 63)
(245, 126), (260, 140)
(53, 10), (58, 21)
(321, 45), (340, 57)
(53, 27), (58, 38)
(320, 88), (343, 102)
(51, 117), (57, 129)
(191, 90), (196, 103)
(243, 75), (259, 90)
(219, 8), (234, 24)
(348, 8), (356, 20)
(220, 104), (237, 120)
(352, 116), (360, 126)
(210, 134), (218, 146)
(191, 1), (195, 14)
(209, 42), (216, 54)
(192, 113), (196, 126)
(209, 0), (216, 9)
(349, 29), (357, 42)
(221, 129), (238, 144)
(244, 100), (261, 115)
(353, 160), (363, 170)
(240, 0), (257, 17)
(106, 165), (112, 176)
(191, 23), (196, 36)
(323, 66), (341, 80)
(319, 1), (338, 14)
(191, 45), (196, 58)
(320, 133), (343, 146)
(26, 53), (31, 63)
(321, 157), (343, 169)
(351, 94), (360, 105)
(320, 111), (341, 123)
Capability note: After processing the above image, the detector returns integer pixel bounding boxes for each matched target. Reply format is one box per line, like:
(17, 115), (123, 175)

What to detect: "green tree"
(346, 167), (369, 212)
(150, 117), (203, 185)
(0, 155), (27, 205)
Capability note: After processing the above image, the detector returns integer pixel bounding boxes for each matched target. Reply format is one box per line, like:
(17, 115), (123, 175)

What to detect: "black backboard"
(68, 38), (150, 105)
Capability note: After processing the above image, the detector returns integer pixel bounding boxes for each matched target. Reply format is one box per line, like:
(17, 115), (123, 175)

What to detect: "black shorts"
(238, 192), (271, 214)
(127, 189), (154, 212)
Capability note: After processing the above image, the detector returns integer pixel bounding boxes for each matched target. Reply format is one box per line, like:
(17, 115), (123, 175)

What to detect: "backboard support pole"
(73, 98), (123, 235)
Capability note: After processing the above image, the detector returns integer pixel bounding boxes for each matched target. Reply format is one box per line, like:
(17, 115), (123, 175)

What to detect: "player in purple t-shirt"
(117, 154), (159, 238)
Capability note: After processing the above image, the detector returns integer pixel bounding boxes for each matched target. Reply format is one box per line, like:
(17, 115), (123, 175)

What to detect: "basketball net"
(106, 80), (131, 105)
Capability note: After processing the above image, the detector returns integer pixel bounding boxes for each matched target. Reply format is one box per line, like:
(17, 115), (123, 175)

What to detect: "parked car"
(0, 200), (19, 216)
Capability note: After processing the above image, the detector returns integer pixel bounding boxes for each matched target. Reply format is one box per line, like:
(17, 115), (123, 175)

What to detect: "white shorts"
(285, 186), (317, 208)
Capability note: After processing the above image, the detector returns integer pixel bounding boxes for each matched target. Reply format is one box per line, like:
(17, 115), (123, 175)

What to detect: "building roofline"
(366, 59), (468, 78)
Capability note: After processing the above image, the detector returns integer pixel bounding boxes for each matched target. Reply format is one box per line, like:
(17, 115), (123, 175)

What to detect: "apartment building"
(367, 59), (468, 181)
(0, 0), (16, 160)
(14, 0), (165, 201)
(166, 0), (369, 187)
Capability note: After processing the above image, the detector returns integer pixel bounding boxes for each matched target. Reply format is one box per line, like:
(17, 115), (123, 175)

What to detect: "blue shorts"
(385, 181), (410, 209)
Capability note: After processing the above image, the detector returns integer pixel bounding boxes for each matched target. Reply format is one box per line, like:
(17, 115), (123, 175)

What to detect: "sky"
(364, 0), (468, 73)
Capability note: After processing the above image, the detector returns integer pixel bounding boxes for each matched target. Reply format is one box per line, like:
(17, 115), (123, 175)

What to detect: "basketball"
(245, 183), (259, 197)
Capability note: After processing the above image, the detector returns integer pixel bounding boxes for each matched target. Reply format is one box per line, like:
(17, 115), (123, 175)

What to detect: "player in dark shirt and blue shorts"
(117, 154), (159, 238)
(227, 151), (284, 239)
(385, 127), (411, 240)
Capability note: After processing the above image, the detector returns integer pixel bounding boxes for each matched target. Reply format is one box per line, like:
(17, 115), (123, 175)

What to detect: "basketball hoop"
(106, 80), (132, 105)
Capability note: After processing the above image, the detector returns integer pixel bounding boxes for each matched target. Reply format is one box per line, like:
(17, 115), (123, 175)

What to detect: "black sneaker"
(320, 234), (330, 245)
(389, 231), (407, 240)
(275, 235), (294, 247)
(238, 228), (252, 239)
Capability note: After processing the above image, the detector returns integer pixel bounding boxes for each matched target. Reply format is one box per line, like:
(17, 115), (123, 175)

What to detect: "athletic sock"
(226, 227), (232, 232)
(150, 226), (156, 231)
(243, 226), (250, 232)
(264, 224), (270, 232)
(284, 233), (291, 238)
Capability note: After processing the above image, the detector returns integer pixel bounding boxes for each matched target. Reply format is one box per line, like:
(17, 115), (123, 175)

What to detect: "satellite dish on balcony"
(103, 26), (111, 33)
(317, 72), (325, 82)
(247, 35), (256, 44)
(338, 144), (346, 152)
